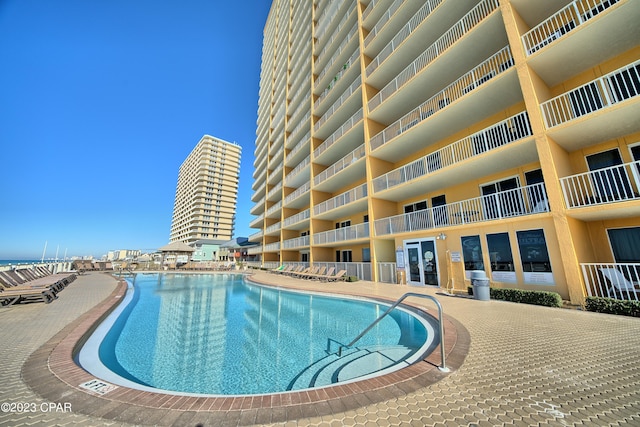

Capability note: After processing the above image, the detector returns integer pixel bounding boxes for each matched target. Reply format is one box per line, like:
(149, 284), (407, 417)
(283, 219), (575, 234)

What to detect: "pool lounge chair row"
(270, 265), (347, 282)
(0, 267), (76, 306)
(72, 260), (113, 273)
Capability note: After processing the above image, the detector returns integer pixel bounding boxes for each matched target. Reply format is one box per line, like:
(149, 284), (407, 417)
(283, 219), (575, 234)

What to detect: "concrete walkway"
(1, 271), (639, 426)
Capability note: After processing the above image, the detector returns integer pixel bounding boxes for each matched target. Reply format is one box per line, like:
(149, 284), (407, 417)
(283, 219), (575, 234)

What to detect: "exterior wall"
(250, 0), (640, 304)
(170, 135), (241, 244)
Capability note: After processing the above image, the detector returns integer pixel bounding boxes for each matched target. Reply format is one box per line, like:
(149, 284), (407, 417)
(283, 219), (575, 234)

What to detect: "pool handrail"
(338, 292), (450, 372)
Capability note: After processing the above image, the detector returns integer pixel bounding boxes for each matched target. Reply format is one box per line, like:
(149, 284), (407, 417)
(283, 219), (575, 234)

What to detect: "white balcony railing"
(560, 160), (640, 208)
(283, 209), (310, 227)
(364, 0), (408, 47)
(313, 183), (368, 216)
(581, 263), (640, 300)
(541, 60), (640, 128)
(314, 108), (363, 158)
(314, 76), (361, 132)
(374, 183), (549, 235)
(366, 0), (444, 76)
(370, 46), (514, 151)
(314, 144), (366, 186)
(368, 0), (499, 112)
(523, 0), (623, 56)
(313, 222), (370, 245)
(263, 242), (281, 252)
(283, 235), (310, 249)
(372, 113), (530, 193)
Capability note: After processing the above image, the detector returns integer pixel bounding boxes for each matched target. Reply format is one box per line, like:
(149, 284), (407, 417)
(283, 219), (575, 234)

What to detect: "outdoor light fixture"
(436, 233), (447, 240)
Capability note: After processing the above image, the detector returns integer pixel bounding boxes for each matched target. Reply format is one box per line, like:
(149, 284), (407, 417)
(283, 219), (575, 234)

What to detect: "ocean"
(0, 260), (54, 266)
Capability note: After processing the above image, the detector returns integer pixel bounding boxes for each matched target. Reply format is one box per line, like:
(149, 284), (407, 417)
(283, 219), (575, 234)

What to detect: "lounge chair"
(308, 266), (334, 281)
(323, 269), (347, 282)
(284, 266), (304, 276)
(303, 266), (327, 280)
(0, 287), (56, 306)
(599, 268), (640, 299)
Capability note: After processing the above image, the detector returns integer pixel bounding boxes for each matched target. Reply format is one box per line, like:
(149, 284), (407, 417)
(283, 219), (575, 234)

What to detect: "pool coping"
(22, 273), (471, 426)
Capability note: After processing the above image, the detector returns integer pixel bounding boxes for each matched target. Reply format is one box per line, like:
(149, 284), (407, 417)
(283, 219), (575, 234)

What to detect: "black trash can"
(471, 270), (490, 301)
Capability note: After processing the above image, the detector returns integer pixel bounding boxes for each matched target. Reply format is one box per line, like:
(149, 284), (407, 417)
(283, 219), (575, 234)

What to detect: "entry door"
(405, 240), (438, 286)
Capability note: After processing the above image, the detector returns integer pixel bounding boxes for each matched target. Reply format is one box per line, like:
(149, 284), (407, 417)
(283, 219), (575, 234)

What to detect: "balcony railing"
(366, 0), (444, 76)
(560, 160), (640, 208)
(314, 76), (361, 132)
(581, 263), (640, 300)
(522, 0), (622, 56)
(314, 108), (363, 158)
(265, 221), (281, 234)
(541, 60), (640, 128)
(370, 46), (514, 151)
(263, 242), (281, 252)
(314, 144), (366, 186)
(364, 0), (408, 47)
(265, 201), (282, 217)
(313, 183), (368, 216)
(373, 111), (531, 193)
(284, 155), (310, 185)
(284, 182), (311, 206)
(368, 0), (499, 112)
(374, 183), (549, 235)
(283, 235), (310, 249)
(313, 222), (370, 245)
(283, 209), (310, 227)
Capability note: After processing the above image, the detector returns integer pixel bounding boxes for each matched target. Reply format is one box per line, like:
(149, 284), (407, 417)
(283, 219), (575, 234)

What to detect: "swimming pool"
(78, 273), (436, 396)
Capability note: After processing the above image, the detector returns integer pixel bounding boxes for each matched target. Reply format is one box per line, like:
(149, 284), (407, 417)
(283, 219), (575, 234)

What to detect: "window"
(517, 229), (554, 284)
(461, 235), (484, 273)
(607, 227), (640, 263)
(486, 233), (516, 284)
(432, 195), (448, 226)
(336, 250), (352, 262)
(362, 248), (371, 263)
(481, 177), (523, 219)
(586, 149), (634, 201)
(525, 169), (549, 212)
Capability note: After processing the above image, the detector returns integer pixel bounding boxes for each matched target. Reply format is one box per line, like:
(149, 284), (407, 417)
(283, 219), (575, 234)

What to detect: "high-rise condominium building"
(170, 135), (241, 244)
(249, 0), (640, 304)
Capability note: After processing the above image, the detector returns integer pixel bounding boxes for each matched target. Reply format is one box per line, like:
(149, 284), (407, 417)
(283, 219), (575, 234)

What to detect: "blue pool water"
(79, 273), (435, 395)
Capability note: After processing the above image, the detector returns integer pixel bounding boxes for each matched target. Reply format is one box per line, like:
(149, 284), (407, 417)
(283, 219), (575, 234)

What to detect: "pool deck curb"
(22, 272), (470, 426)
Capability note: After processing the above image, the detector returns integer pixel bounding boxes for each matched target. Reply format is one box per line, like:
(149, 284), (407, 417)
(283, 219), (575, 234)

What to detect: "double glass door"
(406, 240), (438, 286)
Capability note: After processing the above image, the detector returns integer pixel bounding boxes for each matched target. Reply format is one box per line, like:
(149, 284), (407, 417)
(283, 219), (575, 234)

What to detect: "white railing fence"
(375, 183), (548, 235)
(541, 60), (640, 128)
(313, 222), (370, 245)
(560, 160), (640, 208)
(523, 0), (622, 56)
(314, 262), (373, 281)
(581, 263), (640, 300)
(377, 263), (398, 284)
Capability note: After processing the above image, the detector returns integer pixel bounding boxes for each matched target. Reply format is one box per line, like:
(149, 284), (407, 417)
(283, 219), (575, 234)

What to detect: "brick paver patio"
(1, 271), (639, 426)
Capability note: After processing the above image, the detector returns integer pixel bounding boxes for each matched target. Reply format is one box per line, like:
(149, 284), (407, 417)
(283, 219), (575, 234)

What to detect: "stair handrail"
(338, 292), (450, 372)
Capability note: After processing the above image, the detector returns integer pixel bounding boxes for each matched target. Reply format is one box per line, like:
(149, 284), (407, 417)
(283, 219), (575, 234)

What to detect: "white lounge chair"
(598, 268), (640, 299)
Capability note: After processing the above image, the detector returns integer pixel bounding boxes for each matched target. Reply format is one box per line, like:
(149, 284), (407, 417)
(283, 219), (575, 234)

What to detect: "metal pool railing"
(337, 292), (450, 372)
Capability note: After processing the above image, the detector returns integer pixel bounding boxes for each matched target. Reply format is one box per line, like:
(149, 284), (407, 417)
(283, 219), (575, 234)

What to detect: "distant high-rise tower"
(170, 135), (241, 244)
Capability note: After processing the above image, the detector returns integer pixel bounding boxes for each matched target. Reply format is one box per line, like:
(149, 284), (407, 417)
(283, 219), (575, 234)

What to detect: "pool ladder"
(337, 292), (450, 372)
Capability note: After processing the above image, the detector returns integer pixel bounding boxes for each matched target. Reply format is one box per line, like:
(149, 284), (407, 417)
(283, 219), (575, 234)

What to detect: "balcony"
(314, 144), (366, 193)
(265, 221), (281, 236)
(522, 0), (639, 86)
(283, 209), (310, 230)
(369, 46), (520, 162)
(313, 183), (368, 220)
(374, 183), (549, 236)
(313, 223), (370, 246)
(540, 60), (640, 150)
(367, 0), (504, 121)
(373, 112), (534, 200)
(284, 182), (311, 209)
(581, 263), (640, 300)
(560, 160), (640, 220)
(263, 242), (281, 253)
(313, 108), (364, 165)
(284, 155), (311, 188)
(283, 235), (310, 250)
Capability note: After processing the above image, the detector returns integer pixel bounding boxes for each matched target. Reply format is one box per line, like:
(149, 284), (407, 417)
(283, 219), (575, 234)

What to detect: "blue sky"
(0, 1), (271, 259)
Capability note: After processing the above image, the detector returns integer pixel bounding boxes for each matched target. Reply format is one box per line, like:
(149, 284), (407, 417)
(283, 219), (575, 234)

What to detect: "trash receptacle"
(470, 270), (490, 301)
